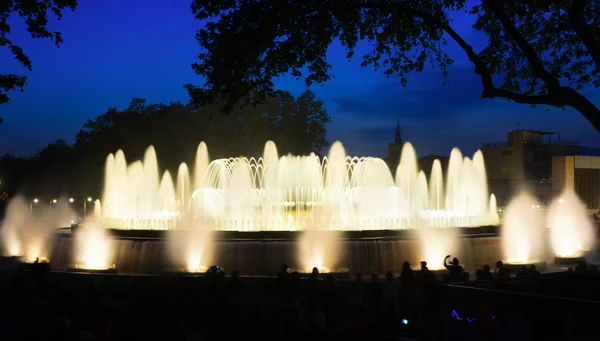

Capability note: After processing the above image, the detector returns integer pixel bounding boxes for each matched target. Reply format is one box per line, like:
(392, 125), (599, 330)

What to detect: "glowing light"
(69, 198), (74, 203)
(548, 190), (593, 258)
(24, 256), (49, 264)
(33, 198), (39, 203)
(52, 199), (57, 203)
(185, 252), (208, 273)
(98, 141), (498, 232)
(503, 193), (545, 264)
(451, 310), (478, 323)
(75, 224), (112, 270)
(87, 197), (93, 202)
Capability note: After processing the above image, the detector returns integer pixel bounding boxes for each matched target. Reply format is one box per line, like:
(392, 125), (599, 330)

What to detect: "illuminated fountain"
(501, 193), (547, 271)
(417, 227), (459, 272)
(548, 190), (594, 265)
(0, 195), (72, 265)
(165, 215), (214, 274)
(67, 221), (116, 273)
(47, 140), (501, 275)
(98, 141), (498, 231)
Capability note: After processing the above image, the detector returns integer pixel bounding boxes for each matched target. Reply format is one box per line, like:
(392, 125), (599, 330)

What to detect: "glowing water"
(299, 227), (341, 273)
(0, 195), (73, 260)
(418, 228), (458, 270)
(167, 214), (213, 272)
(74, 222), (112, 269)
(502, 193), (545, 263)
(548, 190), (594, 258)
(99, 141), (498, 231)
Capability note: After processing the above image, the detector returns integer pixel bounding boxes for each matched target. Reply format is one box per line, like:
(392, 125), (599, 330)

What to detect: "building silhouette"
(385, 119), (404, 171)
(481, 129), (583, 205)
(553, 155), (600, 212)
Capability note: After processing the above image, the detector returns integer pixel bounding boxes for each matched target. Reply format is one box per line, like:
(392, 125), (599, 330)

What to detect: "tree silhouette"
(0, 89), (331, 200)
(0, 0), (78, 124)
(186, 0), (600, 131)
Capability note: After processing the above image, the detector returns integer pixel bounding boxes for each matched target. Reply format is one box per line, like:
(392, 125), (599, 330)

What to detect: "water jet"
(548, 189), (594, 264)
(501, 193), (547, 271)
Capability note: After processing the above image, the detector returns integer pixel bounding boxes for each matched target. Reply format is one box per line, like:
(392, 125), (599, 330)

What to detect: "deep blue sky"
(1, 1), (599, 159)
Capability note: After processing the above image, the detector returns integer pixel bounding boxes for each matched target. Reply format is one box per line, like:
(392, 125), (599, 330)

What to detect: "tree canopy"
(0, 89), (330, 204)
(0, 0), (78, 124)
(186, 0), (600, 130)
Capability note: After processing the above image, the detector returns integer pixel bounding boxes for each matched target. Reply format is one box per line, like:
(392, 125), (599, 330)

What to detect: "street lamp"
(52, 199), (57, 203)
(69, 198), (74, 203)
(30, 198), (39, 212)
(87, 197), (92, 202)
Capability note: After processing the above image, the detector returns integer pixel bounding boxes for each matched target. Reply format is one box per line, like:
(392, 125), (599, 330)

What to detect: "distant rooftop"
(481, 129), (580, 149)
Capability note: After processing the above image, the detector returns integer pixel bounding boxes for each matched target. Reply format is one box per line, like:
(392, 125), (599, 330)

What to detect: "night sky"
(1, 1), (599, 159)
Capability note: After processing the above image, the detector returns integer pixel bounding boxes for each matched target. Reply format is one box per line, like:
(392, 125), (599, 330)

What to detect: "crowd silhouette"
(0, 256), (597, 341)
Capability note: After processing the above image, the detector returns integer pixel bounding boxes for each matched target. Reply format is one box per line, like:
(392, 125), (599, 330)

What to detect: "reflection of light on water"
(71, 263), (116, 271)
(305, 265), (331, 273)
(555, 252), (583, 258)
(24, 256), (49, 263)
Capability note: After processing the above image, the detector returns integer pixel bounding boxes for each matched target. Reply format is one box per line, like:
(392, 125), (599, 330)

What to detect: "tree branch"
(568, 0), (600, 72)
(483, 0), (561, 90)
(356, 2), (495, 96)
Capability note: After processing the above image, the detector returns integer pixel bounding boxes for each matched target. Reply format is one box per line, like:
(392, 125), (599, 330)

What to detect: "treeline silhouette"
(0, 89), (330, 209)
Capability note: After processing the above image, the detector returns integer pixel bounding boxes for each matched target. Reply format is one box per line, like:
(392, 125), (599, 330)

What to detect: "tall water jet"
(194, 142), (210, 190)
(502, 193), (546, 267)
(176, 163), (192, 213)
(395, 143), (419, 220)
(548, 189), (594, 263)
(429, 159), (444, 210)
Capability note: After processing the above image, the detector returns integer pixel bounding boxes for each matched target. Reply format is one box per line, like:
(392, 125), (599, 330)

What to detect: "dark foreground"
(0, 265), (599, 341)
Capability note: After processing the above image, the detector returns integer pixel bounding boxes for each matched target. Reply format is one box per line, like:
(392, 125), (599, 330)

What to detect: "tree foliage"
(187, 0), (600, 130)
(0, 89), (330, 201)
(0, 0), (78, 110)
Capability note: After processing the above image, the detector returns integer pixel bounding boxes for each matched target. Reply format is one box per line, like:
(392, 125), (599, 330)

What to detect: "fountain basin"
(0, 255), (24, 265)
(66, 263), (117, 274)
(502, 260), (547, 273)
(410, 266), (448, 278)
(287, 267), (350, 278)
(160, 266), (209, 276)
(50, 230), (503, 276)
(554, 256), (587, 266)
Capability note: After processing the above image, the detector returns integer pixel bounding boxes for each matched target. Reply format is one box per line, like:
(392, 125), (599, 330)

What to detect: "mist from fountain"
(99, 141), (498, 232)
(418, 227), (458, 270)
(167, 211), (214, 273)
(502, 193), (546, 264)
(74, 220), (113, 269)
(1, 195), (74, 261)
(548, 189), (594, 258)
